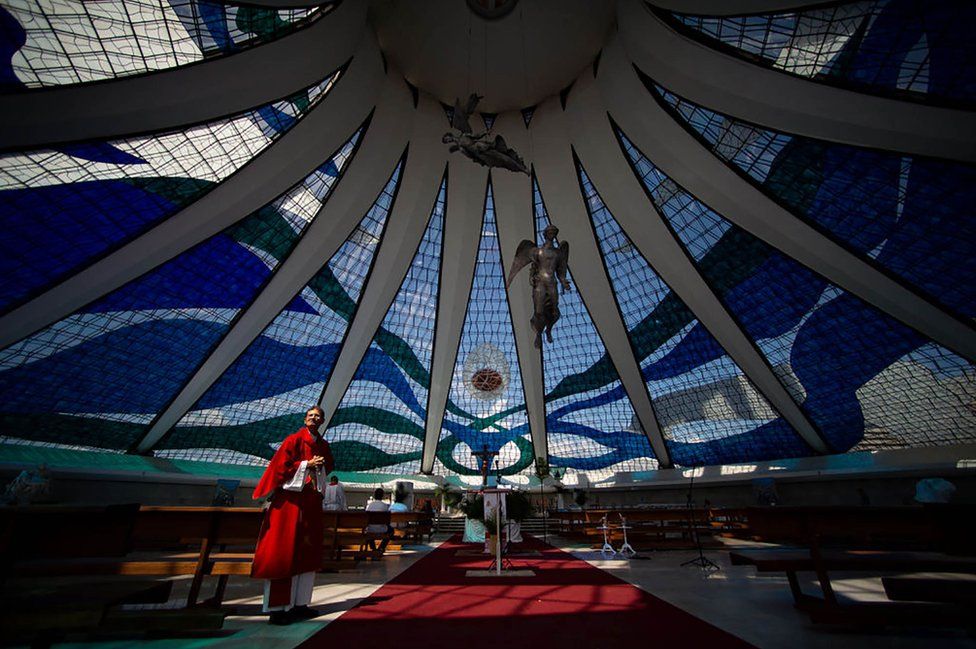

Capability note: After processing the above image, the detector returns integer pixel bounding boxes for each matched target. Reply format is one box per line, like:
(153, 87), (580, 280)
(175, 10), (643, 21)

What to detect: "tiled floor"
(30, 536), (976, 649)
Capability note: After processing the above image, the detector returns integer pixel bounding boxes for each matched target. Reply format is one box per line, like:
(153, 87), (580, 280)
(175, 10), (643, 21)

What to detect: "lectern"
(483, 488), (508, 574)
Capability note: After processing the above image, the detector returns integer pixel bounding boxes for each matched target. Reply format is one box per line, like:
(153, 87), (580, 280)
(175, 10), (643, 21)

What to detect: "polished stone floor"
(33, 535), (976, 649)
(562, 537), (975, 649)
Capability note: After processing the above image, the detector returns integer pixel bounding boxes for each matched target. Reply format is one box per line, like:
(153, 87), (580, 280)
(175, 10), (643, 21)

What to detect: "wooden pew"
(0, 504), (227, 638)
(578, 508), (721, 550)
(3, 505), (351, 608)
(882, 574), (976, 604)
(727, 505), (976, 627)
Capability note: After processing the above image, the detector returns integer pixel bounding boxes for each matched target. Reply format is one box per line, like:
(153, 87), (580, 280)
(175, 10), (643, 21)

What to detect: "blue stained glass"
(0, 69), (341, 314)
(434, 183), (533, 477)
(651, 81), (976, 322)
(533, 178), (658, 479)
(0, 1), (334, 89)
(0, 125), (361, 452)
(665, 0), (976, 105)
(157, 158), (401, 465)
(618, 127), (976, 453)
(324, 178), (447, 474)
(578, 162), (808, 466)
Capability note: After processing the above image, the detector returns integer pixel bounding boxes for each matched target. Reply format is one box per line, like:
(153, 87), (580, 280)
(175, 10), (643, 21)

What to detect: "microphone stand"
(680, 472), (719, 572)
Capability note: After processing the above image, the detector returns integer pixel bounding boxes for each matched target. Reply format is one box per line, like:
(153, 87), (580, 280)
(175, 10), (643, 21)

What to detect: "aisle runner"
(300, 536), (754, 648)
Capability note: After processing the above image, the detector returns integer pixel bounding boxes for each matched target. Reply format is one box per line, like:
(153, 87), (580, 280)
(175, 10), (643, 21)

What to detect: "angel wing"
(506, 239), (536, 288)
(451, 98), (473, 134)
(451, 93), (483, 134)
(555, 241), (570, 290)
(464, 93), (483, 115)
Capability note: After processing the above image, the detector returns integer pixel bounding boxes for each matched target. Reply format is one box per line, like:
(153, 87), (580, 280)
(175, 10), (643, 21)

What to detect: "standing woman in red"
(251, 406), (334, 625)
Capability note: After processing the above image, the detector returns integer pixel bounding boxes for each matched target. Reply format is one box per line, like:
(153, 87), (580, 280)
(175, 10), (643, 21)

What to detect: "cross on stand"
(472, 445), (499, 488)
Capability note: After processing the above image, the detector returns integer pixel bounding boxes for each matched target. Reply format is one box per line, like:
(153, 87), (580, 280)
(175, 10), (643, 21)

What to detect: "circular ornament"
(462, 343), (511, 401)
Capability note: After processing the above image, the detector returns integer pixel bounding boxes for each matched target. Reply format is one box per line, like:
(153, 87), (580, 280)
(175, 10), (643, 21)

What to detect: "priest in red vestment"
(251, 406), (334, 624)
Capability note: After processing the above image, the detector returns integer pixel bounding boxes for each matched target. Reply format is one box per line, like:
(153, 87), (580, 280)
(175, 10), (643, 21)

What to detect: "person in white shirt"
(322, 475), (347, 511)
(365, 487), (392, 553)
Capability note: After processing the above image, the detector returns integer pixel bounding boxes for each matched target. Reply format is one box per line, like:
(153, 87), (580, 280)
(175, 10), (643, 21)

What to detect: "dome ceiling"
(368, 0), (614, 112)
(0, 0), (974, 485)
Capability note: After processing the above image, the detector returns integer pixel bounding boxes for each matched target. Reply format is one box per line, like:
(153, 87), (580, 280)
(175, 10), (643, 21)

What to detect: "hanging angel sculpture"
(506, 225), (571, 348)
(442, 94), (529, 174)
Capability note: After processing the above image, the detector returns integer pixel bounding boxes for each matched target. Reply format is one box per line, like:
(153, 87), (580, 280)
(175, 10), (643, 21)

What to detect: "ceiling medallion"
(463, 343), (511, 401)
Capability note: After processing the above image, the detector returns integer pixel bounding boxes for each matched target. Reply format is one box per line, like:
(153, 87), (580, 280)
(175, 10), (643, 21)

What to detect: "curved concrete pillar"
(619, 0), (976, 163)
(420, 160), (490, 473)
(134, 65), (416, 453)
(596, 35), (976, 363)
(318, 97), (450, 432)
(0, 35), (386, 350)
(646, 0), (825, 14)
(568, 67), (829, 454)
(490, 112), (548, 465)
(0, 1), (367, 150)
(532, 96), (673, 468)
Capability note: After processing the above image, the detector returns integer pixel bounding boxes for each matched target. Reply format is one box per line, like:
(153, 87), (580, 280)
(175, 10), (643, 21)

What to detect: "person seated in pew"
(389, 491), (410, 537)
(322, 475), (347, 511)
(251, 406), (334, 625)
(365, 487), (392, 553)
(389, 493), (410, 513)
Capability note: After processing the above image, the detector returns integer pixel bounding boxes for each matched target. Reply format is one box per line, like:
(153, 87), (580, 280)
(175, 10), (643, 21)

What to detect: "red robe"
(251, 427), (334, 585)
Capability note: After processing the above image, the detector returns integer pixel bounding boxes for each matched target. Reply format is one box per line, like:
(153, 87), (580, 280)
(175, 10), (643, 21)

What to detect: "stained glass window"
(0, 125), (361, 452)
(432, 183), (533, 477)
(533, 177), (658, 481)
(578, 162), (811, 466)
(157, 156), (401, 465)
(618, 127), (976, 452)
(0, 69), (340, 313)
(0, 1), (333, 89)
(660, 0), (976, 106)
(648, 79), (976, 323)
(324, 177), (447, 474)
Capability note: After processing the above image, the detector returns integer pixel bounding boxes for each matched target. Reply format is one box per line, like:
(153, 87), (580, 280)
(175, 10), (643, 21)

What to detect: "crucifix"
(471, 445), (499, 488)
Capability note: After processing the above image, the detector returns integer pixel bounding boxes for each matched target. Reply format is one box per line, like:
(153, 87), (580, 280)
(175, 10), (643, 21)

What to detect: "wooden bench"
(3, 505), (353, 608)
(882, 574), (976, 605)
(577, 508), (722, 550)
(727, 505), (976, 627)
(0, 504), (229, 639)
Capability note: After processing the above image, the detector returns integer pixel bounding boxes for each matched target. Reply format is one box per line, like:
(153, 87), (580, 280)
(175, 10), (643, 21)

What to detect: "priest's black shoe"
(268, 610), (293, 625)
(290, 605), (321, 619)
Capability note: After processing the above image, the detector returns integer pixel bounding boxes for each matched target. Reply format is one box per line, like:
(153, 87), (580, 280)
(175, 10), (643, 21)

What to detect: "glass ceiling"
(0, 1), (332, 88)
(659, 0), (976, 107)
(0, 1), (972, 484)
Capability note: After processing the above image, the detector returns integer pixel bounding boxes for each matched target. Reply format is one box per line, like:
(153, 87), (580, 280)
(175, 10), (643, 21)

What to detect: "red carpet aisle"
(300, 536), (755, 648)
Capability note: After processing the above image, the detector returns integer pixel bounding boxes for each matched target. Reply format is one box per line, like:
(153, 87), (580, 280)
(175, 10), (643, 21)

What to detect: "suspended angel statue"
(506, 225), (571, 348)
(442, 94), (529, 174)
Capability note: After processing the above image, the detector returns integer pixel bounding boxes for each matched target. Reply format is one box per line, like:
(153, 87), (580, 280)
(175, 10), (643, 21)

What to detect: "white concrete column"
(0, 1), (368, 150)
(597, 35), (976, 363)
(531, 96), (673, 467)
(133, 62), (417, 453)
(420, 159), (490, 472)
(490, 112), (548, 464)
(568, 68), (829, 454)
(619, 0), (976, 163)
(317, 97), (450, 430)
(0, 35), (386, 350)
(647, 0), (824, 13)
